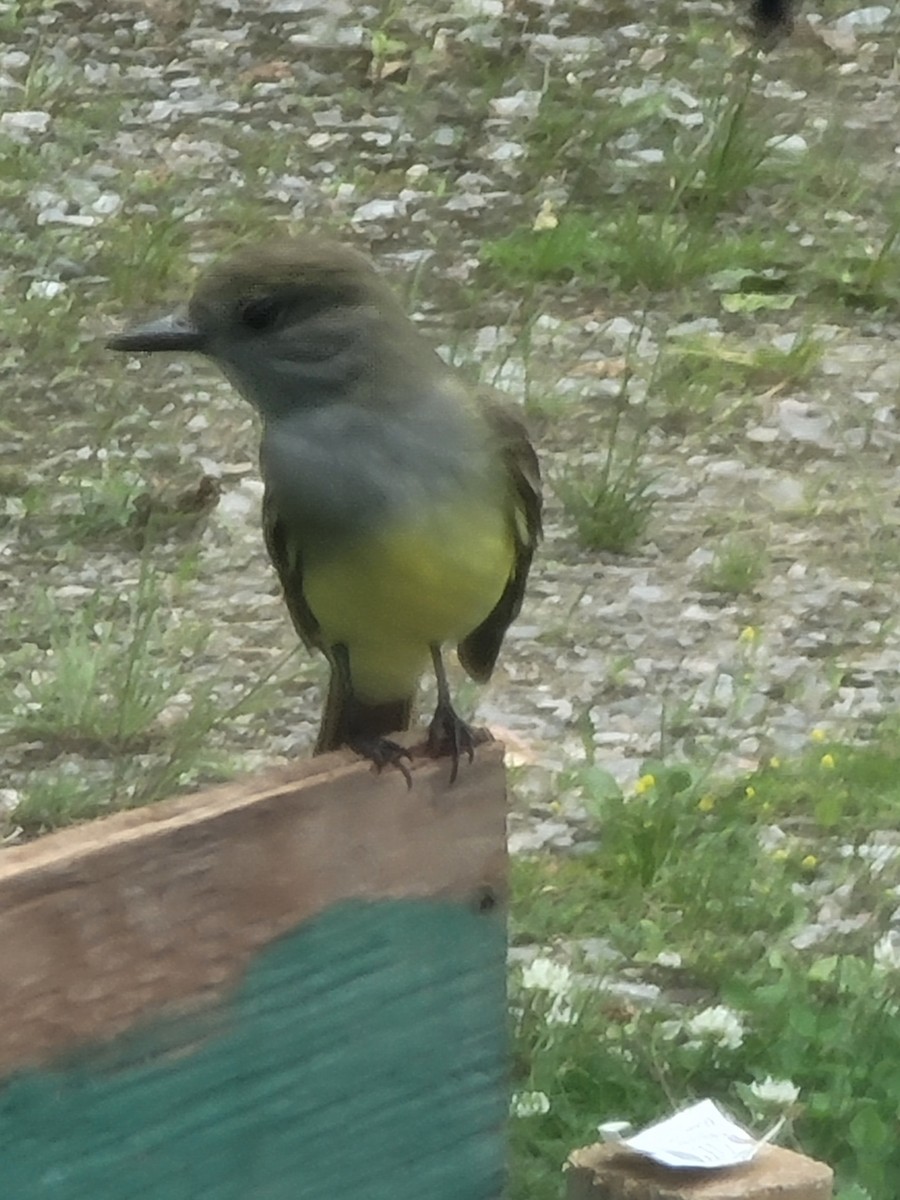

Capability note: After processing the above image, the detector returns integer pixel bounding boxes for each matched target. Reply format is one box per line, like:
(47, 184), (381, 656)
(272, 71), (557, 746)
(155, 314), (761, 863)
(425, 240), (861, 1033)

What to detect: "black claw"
(426, 703), (492, 785)
(348, 736), (413, 788)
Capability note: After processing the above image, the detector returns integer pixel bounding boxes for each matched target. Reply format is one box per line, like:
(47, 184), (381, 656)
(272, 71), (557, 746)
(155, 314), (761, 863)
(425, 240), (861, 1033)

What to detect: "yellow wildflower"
(772, 848), (790, 863)
(745, 786), (756, 800)
(810, 728), (827, 744)
(769, 756), (781, 769)
(738, 626), (759, 645)
(532, 199), (559, 231)
(820, 753), (836, 770)
(801, 854), (818, 870)
(633, 773), (656, 795)
(698, 794), (716, 813)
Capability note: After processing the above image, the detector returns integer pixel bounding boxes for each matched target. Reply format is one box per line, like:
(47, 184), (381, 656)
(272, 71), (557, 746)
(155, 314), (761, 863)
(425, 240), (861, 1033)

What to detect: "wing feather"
(457, 398), (542, 682)
(262, 488), (322, 652)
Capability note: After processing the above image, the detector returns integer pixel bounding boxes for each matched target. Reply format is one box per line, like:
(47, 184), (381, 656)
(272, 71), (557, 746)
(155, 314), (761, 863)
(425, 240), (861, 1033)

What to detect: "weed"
(9, 769), (108, 833)
(481, 214), (607, 285)
(509, 735), (900, 1199)
(670, 63), (774, 221)
(809, 207), (900, 311)
(556, 463), (655, 554)
(555, 359), (656, 554)
(655, 328), (821, 430)
(98, 215), (194, 306)
(6, 564), (210, 751)
(63, 464), (146, 544)
(700, 534), (769, 595)
(481, 59), (783, 296)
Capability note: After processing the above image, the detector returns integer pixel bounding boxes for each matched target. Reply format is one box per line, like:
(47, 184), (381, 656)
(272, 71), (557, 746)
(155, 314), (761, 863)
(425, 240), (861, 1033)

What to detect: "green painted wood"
(0, 898), (506, 1199)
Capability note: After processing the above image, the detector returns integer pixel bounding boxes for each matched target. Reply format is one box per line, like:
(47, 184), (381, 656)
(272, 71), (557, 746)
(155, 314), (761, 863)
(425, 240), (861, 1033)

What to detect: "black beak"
(107, 311), (206, 354)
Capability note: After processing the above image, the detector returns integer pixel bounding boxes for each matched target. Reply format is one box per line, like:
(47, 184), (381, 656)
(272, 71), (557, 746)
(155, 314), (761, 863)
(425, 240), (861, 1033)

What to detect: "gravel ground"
(1, 0), (899, 839)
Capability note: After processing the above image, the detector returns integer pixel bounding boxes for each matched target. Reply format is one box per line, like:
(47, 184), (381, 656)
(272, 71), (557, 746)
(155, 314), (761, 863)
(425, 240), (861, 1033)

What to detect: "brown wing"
(457, 398), (542, 683)
(262, 488), (323, 653)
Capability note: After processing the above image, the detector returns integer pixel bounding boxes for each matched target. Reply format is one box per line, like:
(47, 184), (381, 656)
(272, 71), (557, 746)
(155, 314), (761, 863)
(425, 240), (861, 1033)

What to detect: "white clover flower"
(749, 1076), (800, 1107)
(658, 1019), (683, 1041)
(874, 931), (900, 972)
(606, 1044), (635, 1064)
(521, 956), (573, 998)
(26, 279), (66, 301)
(511, 1090), (550, 1118)
(545, 995), (578, 1027)
(686, 1005), (745, 1050)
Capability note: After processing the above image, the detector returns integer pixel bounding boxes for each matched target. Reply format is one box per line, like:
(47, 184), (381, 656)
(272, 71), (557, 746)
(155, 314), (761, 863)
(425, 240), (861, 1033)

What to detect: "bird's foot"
(426, 703), (493, 785)
(348, 736), (413, 789)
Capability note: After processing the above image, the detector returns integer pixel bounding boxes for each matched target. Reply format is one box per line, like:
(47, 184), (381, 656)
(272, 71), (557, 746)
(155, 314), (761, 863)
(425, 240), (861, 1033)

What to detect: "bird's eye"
(240, 295), (281, 332)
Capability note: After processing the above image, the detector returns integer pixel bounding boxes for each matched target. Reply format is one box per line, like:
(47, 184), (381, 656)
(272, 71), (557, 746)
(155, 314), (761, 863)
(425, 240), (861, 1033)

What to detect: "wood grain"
(0, 744), (507, 1075)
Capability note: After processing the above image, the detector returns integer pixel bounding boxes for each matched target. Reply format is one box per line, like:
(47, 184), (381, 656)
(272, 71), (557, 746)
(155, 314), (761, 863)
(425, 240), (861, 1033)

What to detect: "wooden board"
(568, 1142), (834, 1199)
(0, 744), (509, 1199)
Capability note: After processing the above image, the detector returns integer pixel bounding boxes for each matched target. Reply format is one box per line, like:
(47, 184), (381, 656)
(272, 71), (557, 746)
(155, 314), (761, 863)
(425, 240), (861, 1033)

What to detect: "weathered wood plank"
(0, 743), (507, 1075)
(0, 746), (508, 1198)
(1, 898), (507, 1199)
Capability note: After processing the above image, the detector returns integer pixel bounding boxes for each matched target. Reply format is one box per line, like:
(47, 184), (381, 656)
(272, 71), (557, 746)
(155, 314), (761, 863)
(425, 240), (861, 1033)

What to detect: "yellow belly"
(304, 499), (514, 702)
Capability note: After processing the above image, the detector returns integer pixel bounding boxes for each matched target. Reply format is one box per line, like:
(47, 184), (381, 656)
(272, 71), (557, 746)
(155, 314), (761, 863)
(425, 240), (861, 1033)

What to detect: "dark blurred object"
(129, 474), (221, 548)
(748, 0), (799, 47)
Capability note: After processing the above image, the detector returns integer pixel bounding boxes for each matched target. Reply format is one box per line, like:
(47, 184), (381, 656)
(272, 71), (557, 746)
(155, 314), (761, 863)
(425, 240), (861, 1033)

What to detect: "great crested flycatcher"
(108, 236), (542, 782)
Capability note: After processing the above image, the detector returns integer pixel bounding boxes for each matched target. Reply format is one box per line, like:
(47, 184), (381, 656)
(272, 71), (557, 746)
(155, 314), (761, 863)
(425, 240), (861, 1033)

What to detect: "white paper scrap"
(598, 1120), (633, 1143)
(621, 1099), (766, 1169)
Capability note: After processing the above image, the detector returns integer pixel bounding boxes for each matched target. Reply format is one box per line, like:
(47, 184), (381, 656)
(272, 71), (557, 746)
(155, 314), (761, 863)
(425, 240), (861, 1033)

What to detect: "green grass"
(480, 212), (781, 293)
(555, 462), (655, 554)
(553, 359), (657, 554)
(479, 42), (900, 323)
(5, 569), (205, 752)
(700, 533), (769, 595)
(98, 214), (196, 305)
(655, 329), (822, 431)
(0, 562), (300, 835)
(509, 736), (900, 1200)
(480, 57), (787, 296)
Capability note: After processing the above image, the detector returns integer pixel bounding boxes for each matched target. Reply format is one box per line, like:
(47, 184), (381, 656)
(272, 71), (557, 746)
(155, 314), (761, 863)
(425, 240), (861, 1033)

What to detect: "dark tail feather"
(315, 669), (413, 754)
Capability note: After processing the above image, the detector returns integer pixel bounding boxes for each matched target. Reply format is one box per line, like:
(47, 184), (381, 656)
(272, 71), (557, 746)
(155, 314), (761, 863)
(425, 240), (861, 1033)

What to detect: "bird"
(108, 235), (541, 783)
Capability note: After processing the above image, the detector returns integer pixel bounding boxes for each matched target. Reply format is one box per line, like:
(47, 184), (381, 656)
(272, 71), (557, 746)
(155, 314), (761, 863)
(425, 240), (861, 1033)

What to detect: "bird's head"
(108, 237), (424, 418)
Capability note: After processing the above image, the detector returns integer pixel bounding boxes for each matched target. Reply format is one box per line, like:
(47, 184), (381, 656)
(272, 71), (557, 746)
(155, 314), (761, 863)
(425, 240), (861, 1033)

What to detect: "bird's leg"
(426, 644), (492, 785)
(332, 644), (413, 788)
